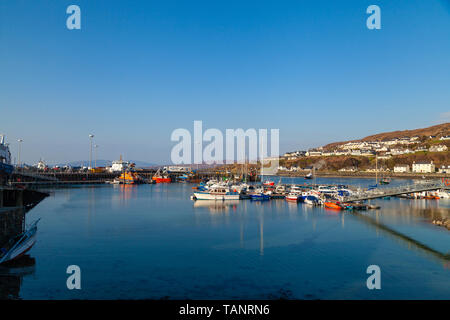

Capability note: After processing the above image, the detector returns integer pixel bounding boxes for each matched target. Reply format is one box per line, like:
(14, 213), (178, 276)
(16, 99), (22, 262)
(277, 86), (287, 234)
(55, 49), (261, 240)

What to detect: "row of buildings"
(284, 144), (448, 160)
(283, 135), (449, 160)
(278, 161), (449, 174)
(393, 161), (450, 174)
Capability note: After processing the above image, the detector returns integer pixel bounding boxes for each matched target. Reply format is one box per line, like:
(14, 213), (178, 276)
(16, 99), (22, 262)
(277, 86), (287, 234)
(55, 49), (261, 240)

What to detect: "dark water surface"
(3, 177), (450, 299)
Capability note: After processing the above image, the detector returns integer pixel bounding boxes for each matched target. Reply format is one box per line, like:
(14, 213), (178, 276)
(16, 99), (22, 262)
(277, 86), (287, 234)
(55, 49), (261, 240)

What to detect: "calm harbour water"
(2, 177), (449, 299)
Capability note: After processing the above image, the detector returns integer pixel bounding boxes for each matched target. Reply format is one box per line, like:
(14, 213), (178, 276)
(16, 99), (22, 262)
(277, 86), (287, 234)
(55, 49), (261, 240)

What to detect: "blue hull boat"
(250, 194), (270, 201)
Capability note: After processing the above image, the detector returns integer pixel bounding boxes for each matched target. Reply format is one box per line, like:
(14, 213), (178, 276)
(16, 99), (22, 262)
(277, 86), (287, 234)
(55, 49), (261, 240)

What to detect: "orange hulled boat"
(152, 168), (171, 183)
(324, 202), (343, 210)
(152, 176), (171, 183)
(114, 171), (142, 184)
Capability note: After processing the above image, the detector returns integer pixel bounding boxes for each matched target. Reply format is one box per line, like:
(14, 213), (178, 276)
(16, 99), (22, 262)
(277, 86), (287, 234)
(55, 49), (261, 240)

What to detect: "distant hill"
(324, 123), (450, 150)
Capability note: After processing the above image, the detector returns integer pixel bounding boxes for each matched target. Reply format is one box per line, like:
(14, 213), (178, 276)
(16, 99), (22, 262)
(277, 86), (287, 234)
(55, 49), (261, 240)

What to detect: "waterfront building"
(335, 150), (351, 156)
(165, 166), (192, 173)
(283, 151), (306, 158)
(339, 167), (357, 172)
(412, 161), (435, 173)
(375, 146), (388, 152)
(361, 150), (375, 156)
(394, 164), (410, 173)
(307, 150), (322, 157)
(438, 165), (450, 173)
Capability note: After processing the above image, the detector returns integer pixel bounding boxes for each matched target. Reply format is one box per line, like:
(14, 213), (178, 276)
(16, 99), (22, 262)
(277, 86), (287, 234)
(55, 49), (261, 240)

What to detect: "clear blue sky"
(1, 0), (449, 165)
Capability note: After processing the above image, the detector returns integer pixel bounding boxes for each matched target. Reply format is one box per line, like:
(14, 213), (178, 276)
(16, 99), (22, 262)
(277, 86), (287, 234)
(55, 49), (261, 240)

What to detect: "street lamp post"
(17, 139), (23, 170)
(94, 144), (99, 169)
(89, 134), (94, 169)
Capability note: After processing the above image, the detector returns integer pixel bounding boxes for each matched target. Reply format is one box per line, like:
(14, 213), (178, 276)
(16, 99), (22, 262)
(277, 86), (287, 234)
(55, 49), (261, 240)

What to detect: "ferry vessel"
(0, 135), (14, 177)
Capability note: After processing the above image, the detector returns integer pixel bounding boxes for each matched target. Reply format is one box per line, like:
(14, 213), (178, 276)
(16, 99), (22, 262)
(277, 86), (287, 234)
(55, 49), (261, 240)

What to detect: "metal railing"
(343, 181), (447, 202)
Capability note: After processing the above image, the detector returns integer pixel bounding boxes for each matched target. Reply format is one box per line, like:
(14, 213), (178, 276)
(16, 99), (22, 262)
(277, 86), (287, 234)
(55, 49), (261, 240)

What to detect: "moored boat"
(324, 202), (343, 210)
(152, 176), (171, 183)
(304, 195), (320, 205)
(0, 219), (40, 264)
(250, 193), (271, 201)
(114, 171), (143, 184)
(285, 192), (300, 202)
(193, 187), (240, 200)
(152, 168), (171, 183)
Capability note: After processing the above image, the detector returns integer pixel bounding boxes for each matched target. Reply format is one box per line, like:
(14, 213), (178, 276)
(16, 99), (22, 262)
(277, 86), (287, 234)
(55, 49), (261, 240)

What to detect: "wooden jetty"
(343, 181), (450, 202)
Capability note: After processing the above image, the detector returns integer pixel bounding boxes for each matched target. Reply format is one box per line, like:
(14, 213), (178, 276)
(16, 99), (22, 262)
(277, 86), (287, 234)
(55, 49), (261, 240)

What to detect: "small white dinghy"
(0, 219), (40, 264)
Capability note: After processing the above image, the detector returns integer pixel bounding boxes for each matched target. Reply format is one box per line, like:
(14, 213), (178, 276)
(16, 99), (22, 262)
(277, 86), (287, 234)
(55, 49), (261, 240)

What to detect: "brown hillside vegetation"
(324, 122), (450, 150)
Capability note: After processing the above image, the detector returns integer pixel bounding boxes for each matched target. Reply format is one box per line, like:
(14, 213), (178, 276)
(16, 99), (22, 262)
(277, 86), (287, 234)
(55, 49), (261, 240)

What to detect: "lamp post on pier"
(17, 139), (23, 171)
(94, 144), (99, 169)
(89, 134), (94, 170)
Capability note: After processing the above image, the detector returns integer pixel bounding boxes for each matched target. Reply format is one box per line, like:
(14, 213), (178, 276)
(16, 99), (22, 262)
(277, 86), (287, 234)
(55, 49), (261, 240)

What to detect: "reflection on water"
(194, 200), (268, 256)
(0, 255), (35, 299)
(353, 211), (449, 267)
(8, 178), (450, 299)
(193, 200), (240, 210)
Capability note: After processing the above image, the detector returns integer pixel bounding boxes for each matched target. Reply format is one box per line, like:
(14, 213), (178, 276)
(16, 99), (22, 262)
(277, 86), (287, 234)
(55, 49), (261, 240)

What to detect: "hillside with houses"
(279, 123), (450, 175)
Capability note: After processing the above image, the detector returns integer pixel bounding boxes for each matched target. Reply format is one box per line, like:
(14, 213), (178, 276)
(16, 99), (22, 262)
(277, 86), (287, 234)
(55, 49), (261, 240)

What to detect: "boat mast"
(375, 153), (378, 185)
(313, 166), (316, 187)
(260, 143), (264, 185)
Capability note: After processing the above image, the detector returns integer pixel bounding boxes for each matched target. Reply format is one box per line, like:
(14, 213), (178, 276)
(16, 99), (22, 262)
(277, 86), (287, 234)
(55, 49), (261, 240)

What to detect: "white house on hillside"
(412, 161), (435, 173)
(429, 145), (448, 152)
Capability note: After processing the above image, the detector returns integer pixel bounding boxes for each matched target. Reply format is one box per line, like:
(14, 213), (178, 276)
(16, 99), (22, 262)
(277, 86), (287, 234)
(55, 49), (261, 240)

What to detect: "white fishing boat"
(275, 184), (286, 194)
(0, 219), (40, 264)
(304, 195), (320, 205)
(286, 192), (301, 202)
(289, 185), (302, 194)
(317, 185), (337, 195)
(193, 187), (240, 200)
(437, 190), (450, 199)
